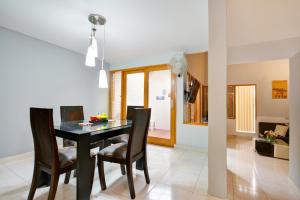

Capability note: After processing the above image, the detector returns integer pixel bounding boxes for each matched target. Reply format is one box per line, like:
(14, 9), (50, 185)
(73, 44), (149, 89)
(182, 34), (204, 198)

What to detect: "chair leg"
(90, 157), (96, 194)
(126, 163), (136, 199)
(27, 164), (40, 200)
(64, 171), (71, 184)
(97, 160), (106, 190)
(121, 164), (126, 175)
(47, 172), (59, 200)
(143, 156), (150, 184)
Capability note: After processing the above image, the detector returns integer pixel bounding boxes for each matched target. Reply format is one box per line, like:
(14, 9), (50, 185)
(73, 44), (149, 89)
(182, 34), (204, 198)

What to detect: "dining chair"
(60, 105), (84, 183)
(60, 106), (84, 147)
(60, 105), (109, 183)
(28, 108), (95, 200)
(108, 105), (144, 175)
(108, 105), (144, 144)
(97, 108), (151, 199)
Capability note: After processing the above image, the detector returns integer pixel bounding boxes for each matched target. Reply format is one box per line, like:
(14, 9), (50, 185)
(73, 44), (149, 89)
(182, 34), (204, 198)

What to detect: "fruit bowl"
(89, 113), (108, 123)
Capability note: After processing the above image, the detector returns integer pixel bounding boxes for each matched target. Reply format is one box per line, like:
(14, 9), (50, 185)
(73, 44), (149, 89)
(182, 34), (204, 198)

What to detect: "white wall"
(176, 78), (208, 148)
(149, 70), (171, 130)
(110, 51), (182, 71)
(289, 51), (300, 189)
(227, 59), (289, 135)
(227, 0), (300, 47)
(0, 27), (108, 158)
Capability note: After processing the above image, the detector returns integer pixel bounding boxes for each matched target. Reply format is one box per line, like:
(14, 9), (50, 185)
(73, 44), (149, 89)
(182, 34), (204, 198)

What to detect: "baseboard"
(0, 151), (33, 164)
(227, 133), (255, 138)
(288, 178), (300, 198)
(207, 194), (228, 200)
(174, 144), (208, 152)
(0, 144), (63, 165)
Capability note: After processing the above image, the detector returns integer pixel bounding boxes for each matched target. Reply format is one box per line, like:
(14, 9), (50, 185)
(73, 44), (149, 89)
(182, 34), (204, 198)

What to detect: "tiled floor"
(0, 145), (209, 200)
(227, 135), (300, 200)
(1, 137), (300, 200)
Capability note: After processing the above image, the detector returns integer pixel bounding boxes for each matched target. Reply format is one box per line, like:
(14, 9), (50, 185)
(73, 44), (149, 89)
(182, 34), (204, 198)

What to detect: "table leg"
(77, 135), (91, 200)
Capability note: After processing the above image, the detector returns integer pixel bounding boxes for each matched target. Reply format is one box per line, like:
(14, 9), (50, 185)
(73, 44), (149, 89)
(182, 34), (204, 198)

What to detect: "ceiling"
(0, 0), (208, 65)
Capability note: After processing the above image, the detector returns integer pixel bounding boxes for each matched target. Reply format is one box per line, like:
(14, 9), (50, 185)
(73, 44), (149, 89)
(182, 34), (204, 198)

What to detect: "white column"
(208, 0), (227, 198)
(289, 51), (300, 189)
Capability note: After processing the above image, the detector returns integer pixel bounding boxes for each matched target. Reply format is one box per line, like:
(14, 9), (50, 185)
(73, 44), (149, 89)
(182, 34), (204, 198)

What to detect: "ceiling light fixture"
(85, 14), (108, 89)
(99, 25), (108, 88)
(85, 14), (106, 67)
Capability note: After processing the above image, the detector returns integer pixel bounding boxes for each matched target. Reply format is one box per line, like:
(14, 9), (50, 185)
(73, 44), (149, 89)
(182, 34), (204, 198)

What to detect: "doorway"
(109, 64), (176, 147)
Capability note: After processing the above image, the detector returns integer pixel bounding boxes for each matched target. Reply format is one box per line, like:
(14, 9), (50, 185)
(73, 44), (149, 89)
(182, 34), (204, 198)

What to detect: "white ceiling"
(0, 0), (208, 65)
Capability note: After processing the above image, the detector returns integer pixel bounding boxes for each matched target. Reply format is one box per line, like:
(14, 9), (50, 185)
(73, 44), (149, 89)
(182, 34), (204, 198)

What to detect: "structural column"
(208, 0), (227, 198)
(289, 52), (300, 189)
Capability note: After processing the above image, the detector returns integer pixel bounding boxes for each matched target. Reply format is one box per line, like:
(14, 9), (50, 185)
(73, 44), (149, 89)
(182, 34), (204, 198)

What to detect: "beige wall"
(289, 51), (300, 189)
(228, 37), (300, 65)
(227, 59), (289, 135)
(186, 52), (208, 85)
(227, 0), (300, 47)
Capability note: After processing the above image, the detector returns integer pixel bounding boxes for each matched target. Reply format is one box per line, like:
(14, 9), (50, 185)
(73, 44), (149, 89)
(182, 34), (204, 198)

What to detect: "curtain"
(112, 71), (122, 119)
(235, 85), (256, 133)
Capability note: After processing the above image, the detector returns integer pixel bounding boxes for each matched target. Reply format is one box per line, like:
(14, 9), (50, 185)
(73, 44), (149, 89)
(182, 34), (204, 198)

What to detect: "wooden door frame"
(109, 64), (176, 147)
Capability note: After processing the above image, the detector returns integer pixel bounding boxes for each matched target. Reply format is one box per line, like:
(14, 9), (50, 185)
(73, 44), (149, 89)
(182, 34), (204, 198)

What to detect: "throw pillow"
(274, 125), (289, 137)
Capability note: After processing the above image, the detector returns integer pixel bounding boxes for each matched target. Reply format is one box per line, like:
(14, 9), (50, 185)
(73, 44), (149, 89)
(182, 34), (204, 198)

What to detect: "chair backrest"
(60, 106), (84, 122)
(127, 108), (151, 159)
(126, 105), (144, 121)
(30, 108), (58, 168)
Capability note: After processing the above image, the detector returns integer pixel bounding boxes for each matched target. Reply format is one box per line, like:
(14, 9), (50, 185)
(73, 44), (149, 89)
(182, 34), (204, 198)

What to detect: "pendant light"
(85, 14), (106, 67)
(99, 25), (108, 88)
(85, 27), (97, 67)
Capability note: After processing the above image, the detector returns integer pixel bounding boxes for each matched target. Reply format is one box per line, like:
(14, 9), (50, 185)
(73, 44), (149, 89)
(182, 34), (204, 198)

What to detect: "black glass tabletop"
(55, 120), (132, 135)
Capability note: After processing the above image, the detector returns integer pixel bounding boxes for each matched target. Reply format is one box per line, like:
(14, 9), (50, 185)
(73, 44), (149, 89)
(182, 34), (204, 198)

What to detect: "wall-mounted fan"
(169, 53), (187, 77)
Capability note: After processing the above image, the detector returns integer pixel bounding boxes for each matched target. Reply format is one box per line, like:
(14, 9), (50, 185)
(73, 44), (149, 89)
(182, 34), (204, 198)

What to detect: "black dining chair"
(108, 105), (144, 144)
(60, 106), (84, 184)
(97, 108), (151, 199)
(108, 106), (144, 175)
(60, 106), (84, 147)
(60, 105), (108, 183)
(28, 108), (96, 200)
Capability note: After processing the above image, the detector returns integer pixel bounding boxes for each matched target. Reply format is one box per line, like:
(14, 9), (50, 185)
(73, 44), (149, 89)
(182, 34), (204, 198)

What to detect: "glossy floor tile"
(1, 138), (300, 200)
(227, 135), (300, 200)
(0, 145), (208, 200)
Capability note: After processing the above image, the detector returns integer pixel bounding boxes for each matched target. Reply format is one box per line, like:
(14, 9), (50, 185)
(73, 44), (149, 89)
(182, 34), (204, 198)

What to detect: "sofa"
(255, 122), (289, 159)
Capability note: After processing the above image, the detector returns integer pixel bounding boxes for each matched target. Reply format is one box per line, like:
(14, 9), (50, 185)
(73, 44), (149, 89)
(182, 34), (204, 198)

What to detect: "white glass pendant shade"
(85, 45), (96, 67)
(99, 69), (108, 88)
(91, 37), (98, 57)
(85, 37), (98, 67)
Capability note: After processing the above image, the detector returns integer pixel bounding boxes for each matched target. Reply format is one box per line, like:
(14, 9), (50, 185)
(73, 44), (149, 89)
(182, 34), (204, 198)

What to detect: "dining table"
(37, 119), (144, 200)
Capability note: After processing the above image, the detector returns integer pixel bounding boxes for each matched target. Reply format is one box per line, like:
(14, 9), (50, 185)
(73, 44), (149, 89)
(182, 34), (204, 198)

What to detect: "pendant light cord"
(101, 25), (106, 70)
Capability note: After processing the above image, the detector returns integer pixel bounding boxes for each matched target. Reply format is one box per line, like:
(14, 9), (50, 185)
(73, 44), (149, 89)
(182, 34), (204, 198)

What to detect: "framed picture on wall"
(272, 80), (288, 99)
